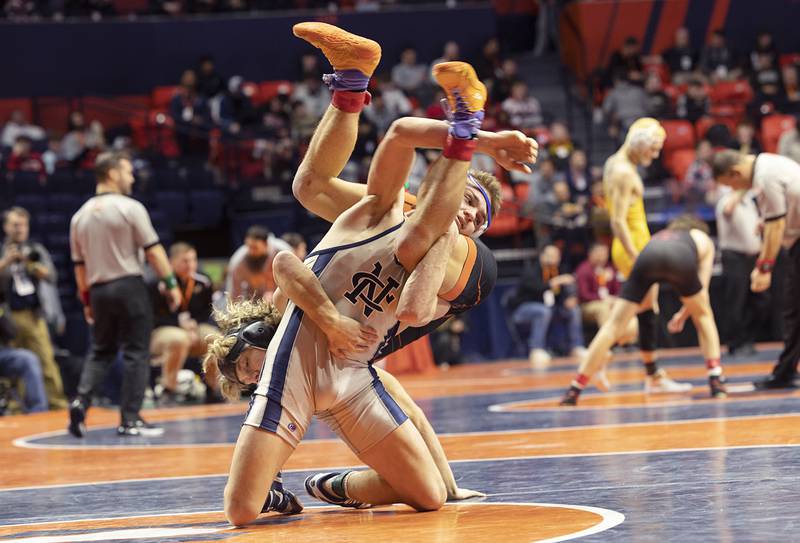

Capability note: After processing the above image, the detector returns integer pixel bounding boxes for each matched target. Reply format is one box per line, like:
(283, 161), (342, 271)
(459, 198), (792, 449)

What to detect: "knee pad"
(637, 310), (657, 352)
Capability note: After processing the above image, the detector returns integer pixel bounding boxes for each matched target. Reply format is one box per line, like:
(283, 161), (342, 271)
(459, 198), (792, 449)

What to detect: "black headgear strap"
(218, 320), (276, 387)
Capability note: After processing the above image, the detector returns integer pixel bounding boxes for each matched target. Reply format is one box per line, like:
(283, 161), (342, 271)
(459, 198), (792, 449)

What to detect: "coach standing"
(713, 150), (800, 389)
(68, 152), (181, 437)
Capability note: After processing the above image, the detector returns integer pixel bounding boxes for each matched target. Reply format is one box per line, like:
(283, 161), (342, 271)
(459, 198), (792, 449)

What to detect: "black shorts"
(620, 232), (702, 303)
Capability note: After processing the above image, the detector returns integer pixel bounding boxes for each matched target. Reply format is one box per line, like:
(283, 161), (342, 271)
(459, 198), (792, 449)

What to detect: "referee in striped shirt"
(68, 152), (181, 437)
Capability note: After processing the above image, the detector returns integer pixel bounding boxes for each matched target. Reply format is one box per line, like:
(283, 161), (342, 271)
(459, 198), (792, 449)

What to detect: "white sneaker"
(593, 351), (613, 392)
(529, 349), (551, 370)
(645, 369), (693, 394)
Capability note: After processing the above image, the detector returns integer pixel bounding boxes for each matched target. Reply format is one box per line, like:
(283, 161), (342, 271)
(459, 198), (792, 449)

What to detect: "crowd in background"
(3, 22), (800, 415)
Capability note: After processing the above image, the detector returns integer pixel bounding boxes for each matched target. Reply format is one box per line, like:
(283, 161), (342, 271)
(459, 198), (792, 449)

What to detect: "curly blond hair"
(203, 298), (282, 401)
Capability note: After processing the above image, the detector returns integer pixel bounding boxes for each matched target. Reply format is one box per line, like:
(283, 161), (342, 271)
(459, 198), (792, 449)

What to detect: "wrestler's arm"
(271, 251), (378, 358)
(669, 232), (715, 332)
(607, 166), (639, 259)
(292, 118), (536, 223)
(396, 224), (458, 326)
(373, 366), (485, 501)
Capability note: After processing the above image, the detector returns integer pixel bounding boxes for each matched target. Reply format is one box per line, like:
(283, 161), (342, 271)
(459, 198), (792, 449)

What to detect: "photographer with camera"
(0, 303), (48, 413)
(1, 207), (66, 409)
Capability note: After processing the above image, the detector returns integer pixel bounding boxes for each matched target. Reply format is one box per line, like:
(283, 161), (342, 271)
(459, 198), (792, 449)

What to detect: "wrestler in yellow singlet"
(609, 190), (650, 278)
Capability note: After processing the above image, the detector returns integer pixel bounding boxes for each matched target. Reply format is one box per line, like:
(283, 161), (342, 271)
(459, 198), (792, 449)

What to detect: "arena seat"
(761, 114), (797, 153)
(189, 189), (225, 227)
(47, 193), (84, 215)
(665, 148), (696, 181)
(0, 98), (33, 124)
(695, 116), (737, 140)
(709, 80), (754, 105)
(153, 191), (190, 225)
(151, 86), (179, 110)
(660, 120), (696, 160)
(255, 80), (293, 105)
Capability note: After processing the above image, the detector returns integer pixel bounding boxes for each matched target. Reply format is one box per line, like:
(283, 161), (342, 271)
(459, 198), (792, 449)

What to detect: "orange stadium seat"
(695, 116), (737, 140)
(485, 182), (521, 237)
(255, 80), (293, 105)
(151, 86), (179, 110)
(761, 114), (797, 153)
(661, 119), (696, 158)
(709, 80), (753, 105)
(779, 53), (800, 68)
(666, 148), (696, 180)
(0, 98), (33, 124)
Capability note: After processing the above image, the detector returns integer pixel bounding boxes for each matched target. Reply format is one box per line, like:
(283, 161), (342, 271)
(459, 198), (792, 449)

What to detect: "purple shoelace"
(322, 69), (369, 92)
(442, 92), (484, 139)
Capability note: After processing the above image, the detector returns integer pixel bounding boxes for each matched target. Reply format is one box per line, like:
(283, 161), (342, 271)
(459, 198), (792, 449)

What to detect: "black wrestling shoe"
(559, 387), (581, 406)
(117, 418), (164, 437)
(262, 472), (303, 515)
(709, 375), (727, 398)
(753, 376), (797, 390)
(67, 398), (87, 438)
(305, 471), (370, 509)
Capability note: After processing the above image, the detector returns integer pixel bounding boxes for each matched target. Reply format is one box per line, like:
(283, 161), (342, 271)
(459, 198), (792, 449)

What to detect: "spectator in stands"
(671, 139), (714, 206)
(60, 112), (106, 168)
(0, 304), (47, 413)
(4, 136), (46, 182)
(700, 29), (739, 81)
(605, 36), (644, 86)
(520, 156), (561, 221)
(289, 100), (317, 143)
(298, 52), (323, 82)
(716, 188), (768, 357)
(431, 317), (466, 367)
(575, 243), (621, 330)
(225, 225), (291, 303)
(364, 82), (412, 136)
(492, 58), (520, 103)
(429, 40), (460, 83)
(391, 47), (428, 97)
(546, 121), (574, 170)
(291, 74), (331, 120)
(149, 242), (218, 404)
(662, 27), (697, 84)
(196, 55), (224, 98)
(280, 232), (307, 260)
(548, 180), (590, 266)
(676, 78), (710, 123)
(782, 64), (800, 113)
(351, 116), (379, 162)
(602, 74), (649, 141)
(778, 113), (800, 163)
(645, 72), (672, 118)
(749, 31), (779, 74)
(425, 89), (447, 120)
(750, 50), (784, 112)
(733, 119), (762, 155)
(0, 207), (66, 409)
(1, 110), (44, 148)
(565, 149), (591, 205)
(3, 0), (37, 20)
(214, 76), (257, 134)
(169, 69), (211, 156)
(473, 37), (502, 82)
(502, 81), (543, 133)
(258, 95), (291, 138)
(509, 245), (585, 368)
(153, 0), (186, 16)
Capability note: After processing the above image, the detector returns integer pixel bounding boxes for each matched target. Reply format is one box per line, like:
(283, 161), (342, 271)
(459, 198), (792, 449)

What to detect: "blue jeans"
(512, 302), (584, 352)
(0, 347), (48, 413)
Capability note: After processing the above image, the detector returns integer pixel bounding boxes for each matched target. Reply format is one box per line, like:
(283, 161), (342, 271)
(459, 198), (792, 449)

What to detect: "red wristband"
(756, 258), (775, 273)
(331, 90), (371, 113)
(442, 134), (477, 161)
(80, 290), (90, 306)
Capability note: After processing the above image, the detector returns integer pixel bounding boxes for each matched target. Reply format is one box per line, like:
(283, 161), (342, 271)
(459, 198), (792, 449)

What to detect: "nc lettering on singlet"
(344, 261), (402, 317)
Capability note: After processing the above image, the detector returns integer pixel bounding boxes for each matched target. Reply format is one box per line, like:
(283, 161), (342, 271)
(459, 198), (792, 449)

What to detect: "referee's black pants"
(721, 250), (768, 350)
(770, 241), (800, 383)
(77, 275), (153, 424)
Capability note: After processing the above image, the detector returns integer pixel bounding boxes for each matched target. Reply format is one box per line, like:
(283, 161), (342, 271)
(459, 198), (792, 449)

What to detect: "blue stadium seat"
(11, 193), (47, 215)
(230, 208), (296, 246)
(47, 170), (78, 193)
(40, 212), (71, 233)
(47, 193), (84, 215)
(188, 189), (225, 227)
(8, 171), (45, 195)
(153, 191), (189, 225)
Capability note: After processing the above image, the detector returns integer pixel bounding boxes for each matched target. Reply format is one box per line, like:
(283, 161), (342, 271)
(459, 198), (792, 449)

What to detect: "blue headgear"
(466, 173), (493, 238)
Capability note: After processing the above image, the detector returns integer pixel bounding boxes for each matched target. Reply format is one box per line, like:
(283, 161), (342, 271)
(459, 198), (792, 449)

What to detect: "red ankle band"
(331, 90), (371, 113)
(705, 358), (720, 369)
(443, 134), (477, 161)
(574, 373), (590, 388)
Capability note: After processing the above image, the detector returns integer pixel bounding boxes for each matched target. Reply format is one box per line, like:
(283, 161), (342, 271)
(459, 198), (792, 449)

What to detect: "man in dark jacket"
(509, 244), (585, 368)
